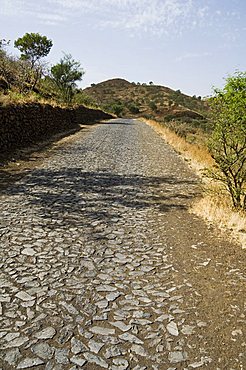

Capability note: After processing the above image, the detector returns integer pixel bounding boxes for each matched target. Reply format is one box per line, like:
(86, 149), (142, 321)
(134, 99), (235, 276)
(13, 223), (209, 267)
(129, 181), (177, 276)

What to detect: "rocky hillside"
(83, 78), (208, 122)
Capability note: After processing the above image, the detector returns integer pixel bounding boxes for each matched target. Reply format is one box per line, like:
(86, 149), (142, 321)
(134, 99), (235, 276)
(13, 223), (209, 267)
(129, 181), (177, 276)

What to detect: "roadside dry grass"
(0, 91), (112, 114)
(142, 118), (213, 170)
(0, 91), (62, 107)
(142, 118), (246, 249)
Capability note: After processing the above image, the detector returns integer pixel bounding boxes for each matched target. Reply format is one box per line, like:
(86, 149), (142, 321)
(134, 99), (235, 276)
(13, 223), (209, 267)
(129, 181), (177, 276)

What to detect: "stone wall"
(0, 103), (112, 152)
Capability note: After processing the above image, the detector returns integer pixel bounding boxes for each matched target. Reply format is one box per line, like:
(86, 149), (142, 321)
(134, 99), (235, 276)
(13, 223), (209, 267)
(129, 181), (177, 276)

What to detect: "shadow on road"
(104, 119), (135, 125)
(3, 169), (199, 228)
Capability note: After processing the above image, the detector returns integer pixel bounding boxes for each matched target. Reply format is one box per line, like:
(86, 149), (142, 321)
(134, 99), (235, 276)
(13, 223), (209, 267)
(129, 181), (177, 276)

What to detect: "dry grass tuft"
(142, 118), (246, 249)
(142, 118), (213, 174)
(192, 190), (246, 249)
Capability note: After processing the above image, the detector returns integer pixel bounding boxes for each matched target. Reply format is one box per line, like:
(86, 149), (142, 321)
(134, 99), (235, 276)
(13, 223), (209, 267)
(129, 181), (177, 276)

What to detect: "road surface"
(0, 119), (245, 369)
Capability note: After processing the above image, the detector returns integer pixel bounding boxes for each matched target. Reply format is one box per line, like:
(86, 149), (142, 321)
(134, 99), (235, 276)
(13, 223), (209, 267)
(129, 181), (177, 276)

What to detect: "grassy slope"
(83, 78), (208, 118)
(84, 78), (211, 147)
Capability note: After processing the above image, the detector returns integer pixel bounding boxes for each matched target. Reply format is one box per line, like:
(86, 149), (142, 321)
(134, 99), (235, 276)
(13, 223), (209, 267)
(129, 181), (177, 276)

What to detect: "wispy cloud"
(0, 0), (245, 40)
(175, 51), (212, 62)
(1, 0), (69, 25)
(99, 0), (194, 36)
(36, 13), (67, 26)
(51, 0), (196, 35)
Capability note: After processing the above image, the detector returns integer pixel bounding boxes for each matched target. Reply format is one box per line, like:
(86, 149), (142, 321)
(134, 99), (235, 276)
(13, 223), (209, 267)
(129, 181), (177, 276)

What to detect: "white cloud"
(0, 0), (68, 25)
(1, 0), (245, 40)
(69, 0), (194, 34)
(197, 6), (209, 19)
(37, 13), (67, 26)
(49, 0), (97, 11)
(99, 0), (194, 35)
(175, 51), (212, 62)
(0, 0), (196, 32)
(1, 0), (22, 16)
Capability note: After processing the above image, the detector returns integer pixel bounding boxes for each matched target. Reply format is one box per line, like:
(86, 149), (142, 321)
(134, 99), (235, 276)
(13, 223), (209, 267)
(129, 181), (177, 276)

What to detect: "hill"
(83, 78), (208, 122)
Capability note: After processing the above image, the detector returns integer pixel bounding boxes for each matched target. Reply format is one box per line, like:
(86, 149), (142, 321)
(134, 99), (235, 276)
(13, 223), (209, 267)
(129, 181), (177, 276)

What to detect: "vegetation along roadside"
(0, 32), (100, 107)
(143, 72), (246, 249)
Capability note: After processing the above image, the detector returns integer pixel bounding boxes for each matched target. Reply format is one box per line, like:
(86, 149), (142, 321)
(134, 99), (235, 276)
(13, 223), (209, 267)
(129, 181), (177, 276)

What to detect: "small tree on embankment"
(50, 53), (84, 104)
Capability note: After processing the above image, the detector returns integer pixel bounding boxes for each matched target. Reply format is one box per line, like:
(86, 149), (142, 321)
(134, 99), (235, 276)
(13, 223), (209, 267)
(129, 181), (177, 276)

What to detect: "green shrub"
(128, 103), (140, 114)
(149, 101), (158, 112)
(208, 71), (246, 209)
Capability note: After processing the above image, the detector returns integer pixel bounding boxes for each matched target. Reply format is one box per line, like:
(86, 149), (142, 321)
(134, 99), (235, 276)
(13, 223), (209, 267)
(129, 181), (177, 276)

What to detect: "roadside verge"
(142, 118), (246, 249)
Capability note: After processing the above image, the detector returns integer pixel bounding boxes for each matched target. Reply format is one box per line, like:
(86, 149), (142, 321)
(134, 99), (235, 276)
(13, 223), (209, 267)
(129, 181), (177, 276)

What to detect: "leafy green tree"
(51, 53), (85, 103)
(14, 33), (53, 90)
(208, 71), (246, 209)
(14, 33), (52, 68)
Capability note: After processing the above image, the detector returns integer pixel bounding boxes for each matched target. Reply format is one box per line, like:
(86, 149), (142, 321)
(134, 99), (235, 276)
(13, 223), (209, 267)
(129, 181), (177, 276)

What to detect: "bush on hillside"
(128, 103), (140, 114)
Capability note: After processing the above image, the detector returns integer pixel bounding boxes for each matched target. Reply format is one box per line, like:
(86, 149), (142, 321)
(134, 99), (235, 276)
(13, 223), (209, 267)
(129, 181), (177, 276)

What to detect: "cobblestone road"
(0, 119), (245, 369)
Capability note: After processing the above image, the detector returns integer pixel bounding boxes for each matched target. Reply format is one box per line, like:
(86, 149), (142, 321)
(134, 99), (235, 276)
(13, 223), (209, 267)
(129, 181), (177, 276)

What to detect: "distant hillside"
(83, 78), (208, 122)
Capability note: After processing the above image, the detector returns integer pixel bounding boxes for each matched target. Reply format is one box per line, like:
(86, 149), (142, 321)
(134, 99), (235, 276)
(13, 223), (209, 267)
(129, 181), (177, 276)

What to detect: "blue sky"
(1, 0), (245, 96)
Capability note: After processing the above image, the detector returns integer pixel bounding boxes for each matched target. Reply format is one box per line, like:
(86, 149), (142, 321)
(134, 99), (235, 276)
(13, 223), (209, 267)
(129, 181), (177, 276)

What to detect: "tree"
(14, 33), (52, 68)
(0, 38), (10, 51)
(51, 53), (85, 103)
(0, 40), (18, 90)
(14, 33), (53, 90)
(0, 39), (9, 62)
(208, 71), (246, 209)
